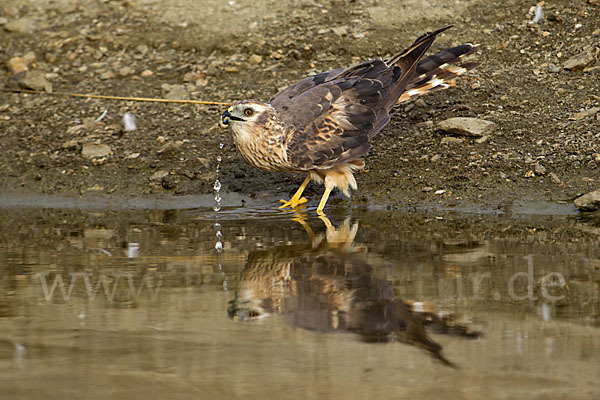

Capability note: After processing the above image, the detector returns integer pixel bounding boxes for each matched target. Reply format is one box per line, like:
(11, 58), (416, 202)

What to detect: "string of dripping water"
(214, 222), (227, 291)
(213, 142), (224, 212)
(214, 135), (227, 291)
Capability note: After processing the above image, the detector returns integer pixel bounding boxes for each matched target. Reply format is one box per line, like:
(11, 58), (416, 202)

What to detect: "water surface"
(1, 206), (599, 399)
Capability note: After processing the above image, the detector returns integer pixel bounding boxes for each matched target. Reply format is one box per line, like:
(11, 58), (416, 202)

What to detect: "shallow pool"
(1, 205), (599, 399)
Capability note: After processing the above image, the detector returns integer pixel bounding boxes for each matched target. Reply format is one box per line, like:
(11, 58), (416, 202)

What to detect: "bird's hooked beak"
(219, 106), (244, 128)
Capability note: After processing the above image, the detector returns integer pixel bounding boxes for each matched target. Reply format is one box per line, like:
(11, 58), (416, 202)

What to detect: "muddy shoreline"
(1, 0), (599, 213)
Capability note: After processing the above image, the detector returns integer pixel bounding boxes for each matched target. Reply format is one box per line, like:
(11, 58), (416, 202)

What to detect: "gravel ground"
(1, 0), (599, 211)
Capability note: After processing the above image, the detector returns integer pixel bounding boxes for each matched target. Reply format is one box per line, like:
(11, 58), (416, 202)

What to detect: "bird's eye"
(243, 108), (254, 117)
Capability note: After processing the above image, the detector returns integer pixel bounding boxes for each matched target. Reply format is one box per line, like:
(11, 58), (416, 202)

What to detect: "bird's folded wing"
(269, 68), (345, 110)
(282, 78), (390, 170)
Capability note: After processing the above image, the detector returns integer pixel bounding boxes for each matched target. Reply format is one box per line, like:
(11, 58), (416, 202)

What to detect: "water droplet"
(215, 241), (223, 252)
(213, 136), (223, 213)
(213, 176), (222, 212)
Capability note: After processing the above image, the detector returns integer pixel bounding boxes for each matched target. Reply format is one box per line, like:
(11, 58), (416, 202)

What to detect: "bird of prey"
(220, 26), (478, 214)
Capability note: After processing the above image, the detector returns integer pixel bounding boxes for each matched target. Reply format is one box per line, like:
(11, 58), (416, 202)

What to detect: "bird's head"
(219, 100), (272, 130)
(218, 100), (284, 170)
(227, 297), (267, 321)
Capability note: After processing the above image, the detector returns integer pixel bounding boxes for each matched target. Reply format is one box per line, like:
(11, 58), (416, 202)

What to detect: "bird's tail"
(396, 44), (479, 104)
(383, 26), (453, 109)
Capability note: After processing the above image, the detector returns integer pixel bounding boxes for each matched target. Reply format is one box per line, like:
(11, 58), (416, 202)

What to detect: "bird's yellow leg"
(317, 214), (333, 230)
(316, 187), (332, 216)
(279, 174), (310, 209)
(291, 215), (316, 242)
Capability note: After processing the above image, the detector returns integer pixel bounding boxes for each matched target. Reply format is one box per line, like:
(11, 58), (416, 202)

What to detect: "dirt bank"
(1, 0), (599, 212)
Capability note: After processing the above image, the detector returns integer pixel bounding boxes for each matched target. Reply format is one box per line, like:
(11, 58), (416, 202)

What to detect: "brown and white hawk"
(220, 26), (478, 214)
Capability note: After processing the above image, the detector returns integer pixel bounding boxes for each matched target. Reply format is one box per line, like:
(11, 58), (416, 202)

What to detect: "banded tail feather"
(397, 43), (479, 104)
(383, 26), (453, 110)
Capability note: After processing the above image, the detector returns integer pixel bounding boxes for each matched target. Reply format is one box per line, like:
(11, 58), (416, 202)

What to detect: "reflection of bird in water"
(228, 217), (479, 366)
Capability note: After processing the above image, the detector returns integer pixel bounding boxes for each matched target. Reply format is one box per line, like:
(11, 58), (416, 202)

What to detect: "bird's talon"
(278, 197), (308, 209)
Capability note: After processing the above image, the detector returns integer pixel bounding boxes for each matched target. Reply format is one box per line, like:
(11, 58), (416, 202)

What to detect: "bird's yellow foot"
(279, 196), (308, 209)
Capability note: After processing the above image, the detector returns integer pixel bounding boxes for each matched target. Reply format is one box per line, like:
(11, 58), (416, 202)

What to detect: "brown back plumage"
(268, 27), (478, 171)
